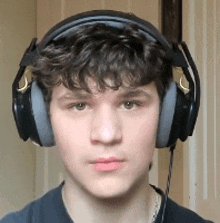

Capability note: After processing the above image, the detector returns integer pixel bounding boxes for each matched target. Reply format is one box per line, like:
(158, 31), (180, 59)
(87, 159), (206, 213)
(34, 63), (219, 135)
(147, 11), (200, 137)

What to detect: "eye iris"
(125, 101), (133, 109)
(76, 103), (85, 110)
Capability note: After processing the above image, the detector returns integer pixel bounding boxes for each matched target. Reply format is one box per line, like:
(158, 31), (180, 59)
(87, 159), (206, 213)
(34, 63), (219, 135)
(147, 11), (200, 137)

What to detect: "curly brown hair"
(31, 23), (173, 106)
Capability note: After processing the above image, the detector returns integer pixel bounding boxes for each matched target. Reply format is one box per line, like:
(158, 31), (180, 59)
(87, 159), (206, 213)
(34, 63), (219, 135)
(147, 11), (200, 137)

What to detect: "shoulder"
(164, 197), (214, 223)
(151, 185), (214, 223)
(0, 182), (65, 223)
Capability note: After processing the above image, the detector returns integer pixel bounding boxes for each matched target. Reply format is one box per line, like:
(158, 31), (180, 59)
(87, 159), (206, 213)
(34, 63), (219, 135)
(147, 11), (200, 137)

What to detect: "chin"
(92, 188), (128, 200)
(86, 179), (137, 202)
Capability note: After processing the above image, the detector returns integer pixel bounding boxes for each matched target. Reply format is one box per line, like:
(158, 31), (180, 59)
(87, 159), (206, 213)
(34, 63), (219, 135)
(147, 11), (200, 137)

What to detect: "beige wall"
(0, 0), (37, 218)
(182, 1), (220, 221)
(37, 0), (160, 39)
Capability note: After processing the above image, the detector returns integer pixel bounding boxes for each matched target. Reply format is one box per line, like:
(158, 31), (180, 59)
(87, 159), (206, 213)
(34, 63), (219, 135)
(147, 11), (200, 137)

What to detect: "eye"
(68, 103), (87, 111)
(122, 101), (141, 109)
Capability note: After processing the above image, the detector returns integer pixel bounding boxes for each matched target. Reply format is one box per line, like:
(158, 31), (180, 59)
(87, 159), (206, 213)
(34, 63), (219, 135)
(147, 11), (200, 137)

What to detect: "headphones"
(12, 10), (200, 148)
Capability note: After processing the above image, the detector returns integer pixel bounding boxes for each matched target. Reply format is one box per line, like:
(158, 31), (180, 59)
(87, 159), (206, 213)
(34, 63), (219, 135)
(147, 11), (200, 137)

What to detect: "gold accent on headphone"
(174, 67), (183, 74)
(17, 76), (28, 92)
(180, 76), (189, 91)
(174, 67), (190, 92)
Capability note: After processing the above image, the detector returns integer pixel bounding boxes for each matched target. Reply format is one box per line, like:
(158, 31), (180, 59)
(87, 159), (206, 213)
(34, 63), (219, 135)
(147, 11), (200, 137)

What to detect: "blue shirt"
(0, 181), (214, 223)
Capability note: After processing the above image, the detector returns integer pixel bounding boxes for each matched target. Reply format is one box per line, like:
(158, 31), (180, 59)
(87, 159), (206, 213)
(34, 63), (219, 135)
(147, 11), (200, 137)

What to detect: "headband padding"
(31, 82), (55, 147)
(156, 82), (177, 148)
(35, 10), (188, 68)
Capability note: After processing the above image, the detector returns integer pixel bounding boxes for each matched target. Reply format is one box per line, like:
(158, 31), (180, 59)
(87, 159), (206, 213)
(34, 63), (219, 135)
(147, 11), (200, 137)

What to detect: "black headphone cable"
(160, 143), (176, 223)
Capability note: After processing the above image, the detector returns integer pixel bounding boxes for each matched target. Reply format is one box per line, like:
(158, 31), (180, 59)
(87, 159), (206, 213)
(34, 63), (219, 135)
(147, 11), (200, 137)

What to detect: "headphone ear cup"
(30, 82), (55, 147)
(167, 87), (189, 146)
(156, 82), (177, 148)
(13, 87), (32, 141)
(156, 82), (190, 148)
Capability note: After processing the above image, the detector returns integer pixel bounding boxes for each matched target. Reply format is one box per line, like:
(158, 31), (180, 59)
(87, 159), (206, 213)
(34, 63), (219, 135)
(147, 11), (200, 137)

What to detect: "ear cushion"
(156, 82), (177, 148)
(30, 82), (55, 147)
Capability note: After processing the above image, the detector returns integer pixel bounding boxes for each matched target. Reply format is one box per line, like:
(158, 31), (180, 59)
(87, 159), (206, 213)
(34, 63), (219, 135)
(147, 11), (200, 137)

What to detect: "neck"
(62, 176), (160, 223)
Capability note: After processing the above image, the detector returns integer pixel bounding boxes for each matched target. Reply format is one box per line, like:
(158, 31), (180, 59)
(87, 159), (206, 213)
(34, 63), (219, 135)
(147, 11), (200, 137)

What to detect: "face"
(50, 78), (160, 200)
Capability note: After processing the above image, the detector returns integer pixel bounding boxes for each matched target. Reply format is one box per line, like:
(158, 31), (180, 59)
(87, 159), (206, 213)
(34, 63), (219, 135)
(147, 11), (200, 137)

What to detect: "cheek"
(50, 112), (89, 162)
(51, 112), (88, 142)
(124, 110), (159, 164)
(125, 109), (159, 144)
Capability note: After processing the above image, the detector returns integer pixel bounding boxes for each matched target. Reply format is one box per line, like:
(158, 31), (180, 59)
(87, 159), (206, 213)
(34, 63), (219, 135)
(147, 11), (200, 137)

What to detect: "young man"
(1, 11), (213, 223)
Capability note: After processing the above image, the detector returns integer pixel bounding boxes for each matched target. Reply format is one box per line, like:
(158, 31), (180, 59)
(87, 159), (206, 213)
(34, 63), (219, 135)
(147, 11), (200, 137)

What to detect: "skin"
(50, 78), (161, 223)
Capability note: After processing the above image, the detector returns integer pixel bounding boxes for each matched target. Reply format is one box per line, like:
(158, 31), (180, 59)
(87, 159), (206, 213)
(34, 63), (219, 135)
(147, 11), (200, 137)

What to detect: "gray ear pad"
(31, 82), (55, 147)
(156, 82), (177, 148)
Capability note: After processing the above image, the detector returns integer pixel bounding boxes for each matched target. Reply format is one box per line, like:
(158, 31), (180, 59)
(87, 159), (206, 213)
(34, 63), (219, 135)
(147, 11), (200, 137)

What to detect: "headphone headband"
(21, 10), (188, 68)
(40, 11), (167, 48)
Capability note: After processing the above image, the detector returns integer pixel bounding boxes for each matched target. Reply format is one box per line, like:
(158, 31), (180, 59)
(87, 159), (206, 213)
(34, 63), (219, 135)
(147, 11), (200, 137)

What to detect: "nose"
(90, 105), (122, 146)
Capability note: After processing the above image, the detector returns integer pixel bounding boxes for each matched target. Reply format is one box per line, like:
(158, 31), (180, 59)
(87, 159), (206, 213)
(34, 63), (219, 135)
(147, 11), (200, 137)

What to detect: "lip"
(91, 156), (124, 164)
(92, 157), (125, 172)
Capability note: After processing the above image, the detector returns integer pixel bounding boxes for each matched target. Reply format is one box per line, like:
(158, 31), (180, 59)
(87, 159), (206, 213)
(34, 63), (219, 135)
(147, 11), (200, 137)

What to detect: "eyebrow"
(119, 89), (150, 99)
(58, 91), (92, 101)
(58, 89), (150, 101)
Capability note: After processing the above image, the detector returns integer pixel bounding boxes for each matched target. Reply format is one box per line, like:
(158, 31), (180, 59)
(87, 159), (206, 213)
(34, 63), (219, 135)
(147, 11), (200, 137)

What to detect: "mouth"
(91, 156), (125, 172)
